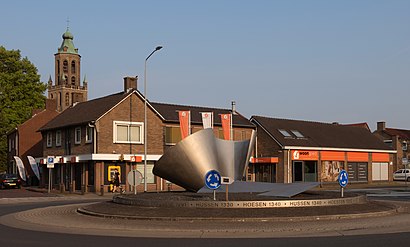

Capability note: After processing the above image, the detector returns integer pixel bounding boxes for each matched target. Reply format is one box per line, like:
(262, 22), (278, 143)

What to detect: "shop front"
(291, 150), (318, 182)
(249, 157), (278, 183)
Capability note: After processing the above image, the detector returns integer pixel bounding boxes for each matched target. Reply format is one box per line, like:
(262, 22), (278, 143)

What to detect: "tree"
(0, 46), (47, 172)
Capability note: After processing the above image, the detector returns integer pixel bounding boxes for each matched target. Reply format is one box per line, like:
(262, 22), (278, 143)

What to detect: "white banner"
(201, 112), (213, 129)
(27, 156), (40, 180)
(13, 156), (26, 181)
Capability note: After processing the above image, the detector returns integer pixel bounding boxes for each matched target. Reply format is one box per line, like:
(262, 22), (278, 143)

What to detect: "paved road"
(0, 187), (409, 246)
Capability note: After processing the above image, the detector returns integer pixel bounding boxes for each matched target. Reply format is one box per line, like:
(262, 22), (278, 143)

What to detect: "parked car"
(0, 174), (22, 189)
(393, 169), (410, 181)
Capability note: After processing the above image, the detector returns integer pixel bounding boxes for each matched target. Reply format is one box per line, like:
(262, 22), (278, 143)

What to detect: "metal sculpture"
(153, 128), (256, 192)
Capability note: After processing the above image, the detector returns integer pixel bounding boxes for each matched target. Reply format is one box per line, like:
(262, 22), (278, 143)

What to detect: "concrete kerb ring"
(76, 205), (400, 222)
(112, 195), (368, 209)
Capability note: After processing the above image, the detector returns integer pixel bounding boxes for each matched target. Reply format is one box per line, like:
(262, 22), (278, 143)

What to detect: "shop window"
(113, 121), (143, 144)
(293, 161), (317, 182)
(165, 126), (181, 145)
(320, 161), (343, 182)
(75, 127), (81, 144)
(347, 162), (368, 182)
(136, 164), (155, 183)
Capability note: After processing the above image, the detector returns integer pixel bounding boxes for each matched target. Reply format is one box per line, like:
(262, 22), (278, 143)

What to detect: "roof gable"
(40, 92), (128, 131)
(251, 116), (392, 151)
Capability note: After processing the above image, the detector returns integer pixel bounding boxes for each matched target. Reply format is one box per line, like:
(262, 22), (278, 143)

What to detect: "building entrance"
(254, 164), (276, 183)
(293, 161), (317, 182)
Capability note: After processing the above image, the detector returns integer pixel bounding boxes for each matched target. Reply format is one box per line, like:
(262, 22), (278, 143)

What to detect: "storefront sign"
(347, 152), (368, 162)
(321, 151), (345, 161)
(251, 157), (279, 163)
(292, 150), (318, 160)
(372, 153), (389, 162)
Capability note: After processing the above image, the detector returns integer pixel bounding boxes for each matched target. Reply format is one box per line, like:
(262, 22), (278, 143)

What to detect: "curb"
(76, 205), (401, 223)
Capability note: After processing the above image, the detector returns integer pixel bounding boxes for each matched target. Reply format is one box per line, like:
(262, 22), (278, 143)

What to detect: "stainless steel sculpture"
(153, 128), (256, 192)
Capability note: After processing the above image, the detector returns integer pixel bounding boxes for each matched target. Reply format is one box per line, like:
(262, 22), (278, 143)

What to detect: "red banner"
(178, 111), (190, 139)
(220, 113), (231, 140)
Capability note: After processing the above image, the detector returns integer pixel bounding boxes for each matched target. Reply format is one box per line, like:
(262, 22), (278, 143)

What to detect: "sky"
(1, 0), (410, 131)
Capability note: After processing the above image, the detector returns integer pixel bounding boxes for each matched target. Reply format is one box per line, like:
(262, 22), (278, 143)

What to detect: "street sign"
(221, 176), (233, 185)
(47, 156), (55, 169)
(338, 170), (348, 188)
(127, 170), (143, 186)
(205, 170), (221, 190)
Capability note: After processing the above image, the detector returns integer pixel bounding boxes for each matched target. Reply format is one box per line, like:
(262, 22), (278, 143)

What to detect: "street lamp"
(144, 45), (163, 192)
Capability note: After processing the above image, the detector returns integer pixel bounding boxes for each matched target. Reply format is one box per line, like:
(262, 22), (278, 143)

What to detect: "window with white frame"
(113, 121), (143, 144)
(75, 127), (81, 144)
(403, 141), (408, 151)
(86, 126), (93, 143)
(56, 130), (62, 147)
(46, 132), (52, 147)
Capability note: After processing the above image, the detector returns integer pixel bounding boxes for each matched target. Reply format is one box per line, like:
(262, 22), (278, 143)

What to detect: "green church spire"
(58, 27), (78, 54)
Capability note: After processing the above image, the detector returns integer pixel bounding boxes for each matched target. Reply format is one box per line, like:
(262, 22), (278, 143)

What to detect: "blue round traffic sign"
(204, 170), (221, 190)
(338, 170), (348, 187)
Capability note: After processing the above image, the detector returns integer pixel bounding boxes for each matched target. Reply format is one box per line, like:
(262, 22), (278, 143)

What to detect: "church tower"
(48, 28), (88, 112)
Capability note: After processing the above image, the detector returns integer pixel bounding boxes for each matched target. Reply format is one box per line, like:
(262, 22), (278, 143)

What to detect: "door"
(293, 161), (303, 182)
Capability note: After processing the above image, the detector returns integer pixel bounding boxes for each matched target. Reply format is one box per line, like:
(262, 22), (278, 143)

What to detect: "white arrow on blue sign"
(338, 170), (348, 187)
(204, 170), (221, 190)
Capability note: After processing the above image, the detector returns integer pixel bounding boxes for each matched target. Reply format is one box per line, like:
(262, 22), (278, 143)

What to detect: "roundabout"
(77, 191), (399, 222)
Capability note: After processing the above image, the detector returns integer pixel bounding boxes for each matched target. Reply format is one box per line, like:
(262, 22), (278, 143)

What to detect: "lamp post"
(144, 46), (162, 192)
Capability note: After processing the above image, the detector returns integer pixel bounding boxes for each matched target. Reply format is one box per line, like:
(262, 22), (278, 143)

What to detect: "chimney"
(231, 100), (237, 115)
(123, 76), (138, 93)
(377, 121), (386, 131)
(46, 98), (57, 111)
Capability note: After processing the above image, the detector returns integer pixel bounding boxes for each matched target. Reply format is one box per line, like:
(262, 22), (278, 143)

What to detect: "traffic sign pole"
(204, 170), (221, 201)
(338, 170), (348, 198)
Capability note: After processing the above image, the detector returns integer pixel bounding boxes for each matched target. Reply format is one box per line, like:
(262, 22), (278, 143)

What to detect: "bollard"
(100, 184), (104, 196)
(59, 183), (65, 193)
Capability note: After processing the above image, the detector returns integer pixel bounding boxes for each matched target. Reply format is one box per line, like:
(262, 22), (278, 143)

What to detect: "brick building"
(373, 121), (410, 171)
(7, 99), (59, 183)
(38, 77), (254, 193)
(248, 116), (395, 184)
